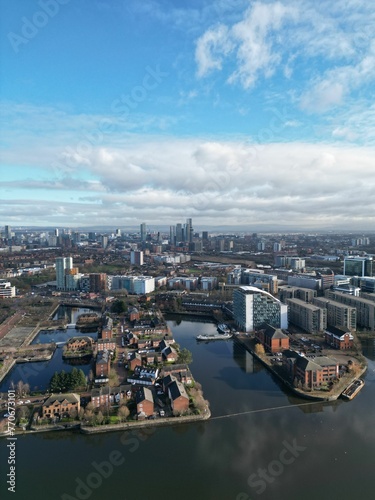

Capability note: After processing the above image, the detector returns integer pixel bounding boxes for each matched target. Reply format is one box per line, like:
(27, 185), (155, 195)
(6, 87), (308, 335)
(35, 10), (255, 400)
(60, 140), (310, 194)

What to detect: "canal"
(1, 318), (375, 500)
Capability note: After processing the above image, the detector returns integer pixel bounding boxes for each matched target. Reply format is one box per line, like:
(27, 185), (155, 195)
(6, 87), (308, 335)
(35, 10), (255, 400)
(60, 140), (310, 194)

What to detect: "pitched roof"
(168, 380), (188, 401)
(43, 393), (80, 406)
(135, 386), (154, 404)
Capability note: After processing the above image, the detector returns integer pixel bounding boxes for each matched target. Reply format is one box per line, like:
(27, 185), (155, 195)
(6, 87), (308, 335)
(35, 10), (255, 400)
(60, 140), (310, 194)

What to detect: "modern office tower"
(176, 223), (183, 243)
(115, 228), (121, 237)
(72, 232), (80, 244)
(140, 222), (146, 242)
(258, 241), (265, 251)
(273, 242), (282, 252)
(100, 235), (108, 249)
(202, 231), (209, 240)
(286, 298), (327, 334)
(5, 225), (11, 239)
(56, 257), (73, 289)
(170, 225), (176, 244)
(54, 228), (59, 237)
(130, 250), (144, 266)
(233, 286), (288, 332)
(88, 232), (96, 241)
(312, 297), (357, 331)
(185, 218), (193, 243)
(344, 256), (373, 277)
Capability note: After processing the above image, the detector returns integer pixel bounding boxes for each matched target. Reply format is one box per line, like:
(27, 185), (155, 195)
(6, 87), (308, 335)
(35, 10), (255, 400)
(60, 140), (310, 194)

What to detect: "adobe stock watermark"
(51, 64), (168, 173)
(8, 0), (71, 54)
(236, 439), (306, 499)
(60, 426), (156, 500)
(187, 105), (292, 211)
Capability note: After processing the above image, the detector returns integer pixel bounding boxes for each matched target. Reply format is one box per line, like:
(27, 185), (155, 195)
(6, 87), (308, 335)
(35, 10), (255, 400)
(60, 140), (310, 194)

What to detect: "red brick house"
(91, 384), (132, 408)
(65, 336), (93, 353)
(255, 324), (289, 353)
(42, 393), (80, 419)
(162, 345), (178, 363)
(129, 352), (142, 371)
(282, 350), (339, 389)
(97, 338), (116, 352)
(325, 326), (354, 350)
(95, 351), (111, 378)
(129, 307), (140, 322)
(136, 387), (154, 417)
(168, 380), (189, 414)
(162, 364), (193, 385)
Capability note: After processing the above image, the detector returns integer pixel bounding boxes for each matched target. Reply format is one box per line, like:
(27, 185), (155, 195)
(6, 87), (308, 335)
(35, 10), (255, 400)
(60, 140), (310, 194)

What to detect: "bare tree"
(118, 405), (130, 422)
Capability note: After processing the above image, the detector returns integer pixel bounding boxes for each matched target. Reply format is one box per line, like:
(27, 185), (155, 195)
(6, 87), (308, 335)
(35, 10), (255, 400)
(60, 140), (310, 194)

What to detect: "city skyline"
(1, 1), (375, 230)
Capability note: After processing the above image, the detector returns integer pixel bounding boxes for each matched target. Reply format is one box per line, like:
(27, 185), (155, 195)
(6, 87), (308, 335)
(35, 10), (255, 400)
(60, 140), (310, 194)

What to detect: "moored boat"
(196, 332), (233, 341)
(217, 323), (231, 334)
(341, 378), (365, 400)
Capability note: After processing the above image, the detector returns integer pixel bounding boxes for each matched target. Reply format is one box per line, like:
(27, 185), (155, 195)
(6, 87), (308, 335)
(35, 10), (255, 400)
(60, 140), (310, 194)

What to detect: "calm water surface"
(1, 318), (374, 500)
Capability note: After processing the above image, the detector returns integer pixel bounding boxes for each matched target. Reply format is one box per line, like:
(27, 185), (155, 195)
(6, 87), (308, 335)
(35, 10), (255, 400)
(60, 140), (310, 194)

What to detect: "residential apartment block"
(325, 290), (375, 329)
(286, 298), (327, 334)
(312, 297), (357, 331)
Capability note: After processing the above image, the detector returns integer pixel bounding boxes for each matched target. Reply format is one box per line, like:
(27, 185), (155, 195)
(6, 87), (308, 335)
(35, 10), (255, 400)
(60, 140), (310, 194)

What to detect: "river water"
(1, 317), (375, 500)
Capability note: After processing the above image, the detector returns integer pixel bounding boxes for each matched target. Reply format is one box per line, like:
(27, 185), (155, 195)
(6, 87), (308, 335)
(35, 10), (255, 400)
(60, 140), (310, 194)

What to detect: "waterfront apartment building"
(312, 297), (357, 331)
(344, 256), (373, 277)
(286, 298), (327, 334)
(282, 350), (339, 389)
(325, 290), (375, 329)
(233, 286), (288, 332)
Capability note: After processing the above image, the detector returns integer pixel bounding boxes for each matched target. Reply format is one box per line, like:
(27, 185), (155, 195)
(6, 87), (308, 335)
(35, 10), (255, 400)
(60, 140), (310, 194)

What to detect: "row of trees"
(49, 368), (87, 392)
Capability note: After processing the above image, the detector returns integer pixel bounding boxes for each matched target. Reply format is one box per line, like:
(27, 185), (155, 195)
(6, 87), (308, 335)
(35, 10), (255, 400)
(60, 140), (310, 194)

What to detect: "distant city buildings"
(110, 275), (155, 295)
(0, 279), (16, 298)
(344, 256), (373, 277)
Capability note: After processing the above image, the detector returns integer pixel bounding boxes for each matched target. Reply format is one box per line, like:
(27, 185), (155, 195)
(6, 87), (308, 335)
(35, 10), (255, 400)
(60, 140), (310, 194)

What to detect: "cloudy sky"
(1, 0), (375, 230)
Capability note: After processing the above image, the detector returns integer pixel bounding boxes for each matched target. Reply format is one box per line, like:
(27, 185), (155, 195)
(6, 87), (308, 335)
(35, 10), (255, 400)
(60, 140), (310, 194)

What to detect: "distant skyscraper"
(176, 223), (183, 243)
(185, 218), (193, 243)
(56, 257), (73, 289)
(4, 225), (11, 242)
(130, 250), (144, 266)
(170, 225), (176, 244)
(100, 235), (108, 249)
(140, 222), (146, 241)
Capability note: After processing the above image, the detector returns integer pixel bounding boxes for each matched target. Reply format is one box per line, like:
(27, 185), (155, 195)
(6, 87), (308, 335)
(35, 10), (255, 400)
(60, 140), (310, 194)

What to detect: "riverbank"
(235, 335), (367, 402)
(0, 407), (211, 438)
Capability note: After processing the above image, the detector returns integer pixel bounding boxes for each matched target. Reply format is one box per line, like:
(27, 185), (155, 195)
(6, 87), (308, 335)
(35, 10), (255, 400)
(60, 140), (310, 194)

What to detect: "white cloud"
(195, 24), (235, 77)
(195, 1), (375, 112)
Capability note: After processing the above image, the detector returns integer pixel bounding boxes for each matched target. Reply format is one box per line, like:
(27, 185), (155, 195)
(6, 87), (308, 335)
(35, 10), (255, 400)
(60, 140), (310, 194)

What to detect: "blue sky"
(1, 0), (375, 230)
